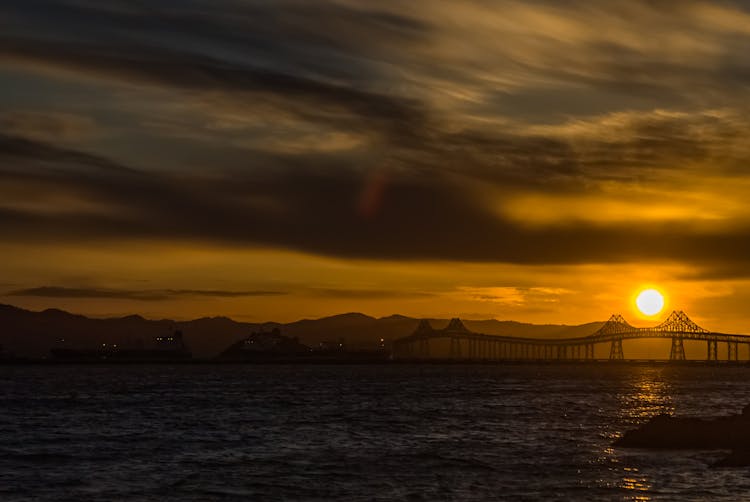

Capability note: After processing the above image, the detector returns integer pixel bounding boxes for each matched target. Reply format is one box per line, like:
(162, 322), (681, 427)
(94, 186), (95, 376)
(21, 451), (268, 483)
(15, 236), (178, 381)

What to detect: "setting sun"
(636, 289), (664, 316)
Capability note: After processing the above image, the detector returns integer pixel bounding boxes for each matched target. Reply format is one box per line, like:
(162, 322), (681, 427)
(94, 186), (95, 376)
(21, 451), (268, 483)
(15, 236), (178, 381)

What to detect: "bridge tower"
(669, 337), (686, 361)
(609, 339), (624, 360)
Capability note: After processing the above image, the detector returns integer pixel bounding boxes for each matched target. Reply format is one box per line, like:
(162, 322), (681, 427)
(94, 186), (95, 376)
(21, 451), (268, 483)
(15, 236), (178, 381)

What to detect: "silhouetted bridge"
(392, 312), (750, 362)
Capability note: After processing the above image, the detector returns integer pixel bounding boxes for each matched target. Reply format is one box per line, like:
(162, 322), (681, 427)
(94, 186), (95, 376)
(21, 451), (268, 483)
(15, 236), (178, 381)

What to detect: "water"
(2, 363), (750, 501)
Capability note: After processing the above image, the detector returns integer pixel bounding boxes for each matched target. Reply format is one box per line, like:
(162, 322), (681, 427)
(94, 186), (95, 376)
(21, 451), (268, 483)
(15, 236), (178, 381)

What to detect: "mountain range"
(0, 303), (604, 358)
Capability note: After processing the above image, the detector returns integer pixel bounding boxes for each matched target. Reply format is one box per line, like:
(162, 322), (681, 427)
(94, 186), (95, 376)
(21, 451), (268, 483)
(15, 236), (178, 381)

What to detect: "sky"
(2, 1), (750, 330)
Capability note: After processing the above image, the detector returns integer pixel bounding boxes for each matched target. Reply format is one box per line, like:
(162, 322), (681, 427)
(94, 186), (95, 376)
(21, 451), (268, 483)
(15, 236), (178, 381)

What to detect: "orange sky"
(1, 241), (748, 335)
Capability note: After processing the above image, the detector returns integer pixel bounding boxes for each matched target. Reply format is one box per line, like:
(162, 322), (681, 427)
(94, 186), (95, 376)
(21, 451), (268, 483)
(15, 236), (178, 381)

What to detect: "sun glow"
(635, 289), (665, 316)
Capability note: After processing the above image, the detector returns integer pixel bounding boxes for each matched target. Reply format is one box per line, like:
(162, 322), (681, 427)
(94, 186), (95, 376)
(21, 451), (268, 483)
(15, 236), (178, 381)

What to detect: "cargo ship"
(218, 328), (390, 363)
(50, 330), (192, 362)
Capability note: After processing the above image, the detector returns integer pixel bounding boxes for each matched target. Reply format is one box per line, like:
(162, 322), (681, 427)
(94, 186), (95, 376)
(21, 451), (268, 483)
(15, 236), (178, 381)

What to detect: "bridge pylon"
(449, 337), (462, 358)
(609, 339), (624, 360)
(707, 339), (718, 361)
(728, 341), (740, 361)
(669, 337), (686, 361)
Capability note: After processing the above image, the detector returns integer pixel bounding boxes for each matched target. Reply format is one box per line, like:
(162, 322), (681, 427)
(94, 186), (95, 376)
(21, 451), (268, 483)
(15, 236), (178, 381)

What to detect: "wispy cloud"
(306, 288), (436, 299)
(7, 286), (287, 301)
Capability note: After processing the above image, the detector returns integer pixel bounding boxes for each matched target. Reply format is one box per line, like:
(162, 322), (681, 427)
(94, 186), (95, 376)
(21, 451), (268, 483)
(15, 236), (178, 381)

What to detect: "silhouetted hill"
(0, 303), (604, 358)
(458, 319), (604, 339)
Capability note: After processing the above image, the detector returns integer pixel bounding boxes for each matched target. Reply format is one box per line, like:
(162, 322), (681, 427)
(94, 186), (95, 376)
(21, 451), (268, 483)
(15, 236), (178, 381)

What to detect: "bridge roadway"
(391, 311), (750, 361)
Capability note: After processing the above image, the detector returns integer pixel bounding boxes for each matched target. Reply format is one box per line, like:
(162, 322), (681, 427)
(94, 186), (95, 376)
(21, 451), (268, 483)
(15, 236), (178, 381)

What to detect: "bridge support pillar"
(419, 338), (430, 358)
(728, 342), (739, 361)
(707, 339), (718, 361)
(449, 337), (461, 358)
(586, 343), (595, 360)
(403, 341), (413, 358)
(669, 337), (685, 361)
(609, 339), (624, 360)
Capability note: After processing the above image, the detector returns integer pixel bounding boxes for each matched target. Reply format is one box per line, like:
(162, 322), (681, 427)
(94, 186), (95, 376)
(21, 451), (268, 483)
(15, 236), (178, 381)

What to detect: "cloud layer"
(3, 1), (750, 274)
(8, 286), (287, 301)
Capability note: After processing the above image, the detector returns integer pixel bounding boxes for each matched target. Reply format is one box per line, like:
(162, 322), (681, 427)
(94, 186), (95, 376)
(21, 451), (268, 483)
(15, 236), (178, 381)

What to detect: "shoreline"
(2, 358), (750, 366)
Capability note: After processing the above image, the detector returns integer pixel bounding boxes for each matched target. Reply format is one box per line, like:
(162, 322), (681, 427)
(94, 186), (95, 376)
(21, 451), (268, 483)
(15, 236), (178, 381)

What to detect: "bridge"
(391, 311), (750, 362)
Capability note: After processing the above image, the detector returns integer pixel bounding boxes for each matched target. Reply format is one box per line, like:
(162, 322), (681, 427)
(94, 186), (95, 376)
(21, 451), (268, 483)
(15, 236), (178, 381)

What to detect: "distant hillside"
(0, 304), (604, 358)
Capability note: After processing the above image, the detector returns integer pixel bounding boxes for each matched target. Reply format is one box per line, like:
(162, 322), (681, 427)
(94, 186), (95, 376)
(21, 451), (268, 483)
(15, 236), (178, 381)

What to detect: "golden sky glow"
(2, 1), (750, 330)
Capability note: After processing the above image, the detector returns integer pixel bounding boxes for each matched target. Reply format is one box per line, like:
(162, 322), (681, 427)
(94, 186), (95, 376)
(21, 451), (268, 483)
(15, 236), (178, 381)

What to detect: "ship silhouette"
(218, 328), (389, 363)
(50, 330), (192, 362)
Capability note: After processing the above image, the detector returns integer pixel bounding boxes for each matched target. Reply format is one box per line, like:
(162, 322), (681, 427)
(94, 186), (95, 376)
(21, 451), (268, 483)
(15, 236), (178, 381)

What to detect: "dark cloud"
(7, 286), (287, 301)
(0, 1), (431, 144)
(0, 111), (96, 142)
(2, 0), (750, 272)
(0, 133), (136, 174)
(3, 130), (750, 270)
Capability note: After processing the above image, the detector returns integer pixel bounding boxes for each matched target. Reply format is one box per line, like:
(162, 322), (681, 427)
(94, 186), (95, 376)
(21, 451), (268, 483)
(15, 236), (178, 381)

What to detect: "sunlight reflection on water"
(619, 367), (675, 421)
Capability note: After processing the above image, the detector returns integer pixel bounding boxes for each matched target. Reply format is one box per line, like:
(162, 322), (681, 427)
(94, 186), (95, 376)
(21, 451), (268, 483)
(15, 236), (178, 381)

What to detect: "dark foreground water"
(2, 364), (750, 501)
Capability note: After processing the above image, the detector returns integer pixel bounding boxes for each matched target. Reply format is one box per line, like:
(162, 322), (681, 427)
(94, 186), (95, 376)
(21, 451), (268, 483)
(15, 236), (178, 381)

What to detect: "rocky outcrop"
(615, 404), (750, 466)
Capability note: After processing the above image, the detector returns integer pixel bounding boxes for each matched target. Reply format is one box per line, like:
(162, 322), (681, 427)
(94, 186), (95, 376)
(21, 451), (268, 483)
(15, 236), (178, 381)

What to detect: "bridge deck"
(398, 330), (750, 346)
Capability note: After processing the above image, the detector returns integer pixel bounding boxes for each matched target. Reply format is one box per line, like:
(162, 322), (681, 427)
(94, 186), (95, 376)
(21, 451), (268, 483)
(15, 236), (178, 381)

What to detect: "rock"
(615, 406), (750, 467)
(712, 449), (750, 467)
